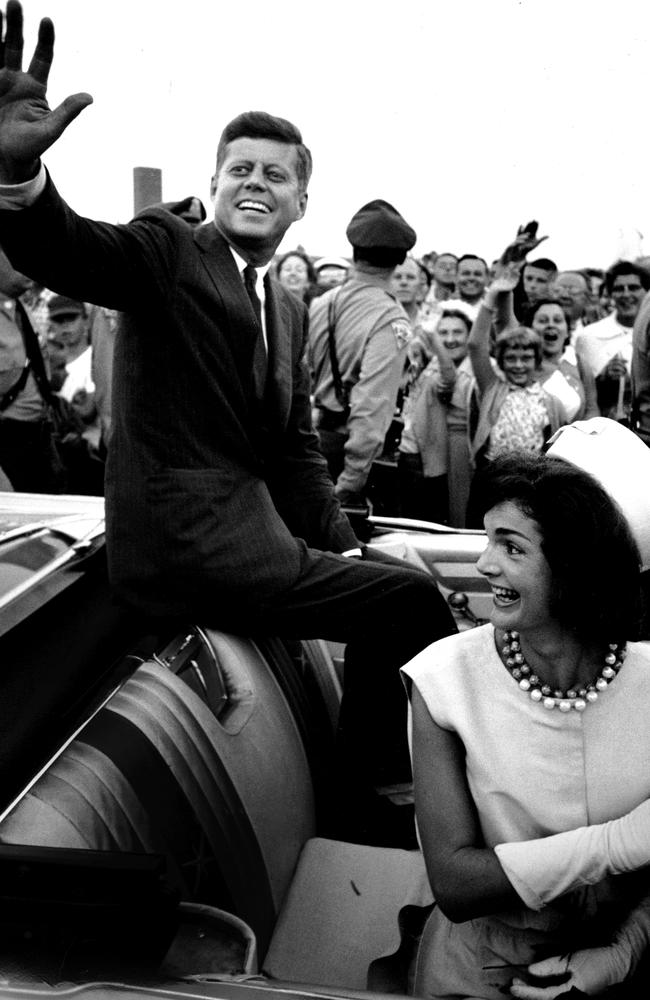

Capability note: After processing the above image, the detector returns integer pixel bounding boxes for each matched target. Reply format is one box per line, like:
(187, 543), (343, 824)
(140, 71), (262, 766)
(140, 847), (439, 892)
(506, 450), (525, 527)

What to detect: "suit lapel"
(193, 224), (291, 430)
(194, 223), (259, 355)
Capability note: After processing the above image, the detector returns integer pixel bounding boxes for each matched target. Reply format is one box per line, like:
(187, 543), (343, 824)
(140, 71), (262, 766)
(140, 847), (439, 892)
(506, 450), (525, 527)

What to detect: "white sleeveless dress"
(402, 625), (650, 999)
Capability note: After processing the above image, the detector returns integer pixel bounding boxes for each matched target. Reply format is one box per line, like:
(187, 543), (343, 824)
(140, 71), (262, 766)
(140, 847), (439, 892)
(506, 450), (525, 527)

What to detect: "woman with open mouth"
(528, 298), (599, 422)
(402, 447), (650, 999)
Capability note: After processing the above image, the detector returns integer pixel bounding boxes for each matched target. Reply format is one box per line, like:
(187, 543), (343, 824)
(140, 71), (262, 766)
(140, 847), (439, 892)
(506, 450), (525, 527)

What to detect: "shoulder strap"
(0, 361), (32, 412)
(13, 300), (56, 405)
(326, 289), (349, 413)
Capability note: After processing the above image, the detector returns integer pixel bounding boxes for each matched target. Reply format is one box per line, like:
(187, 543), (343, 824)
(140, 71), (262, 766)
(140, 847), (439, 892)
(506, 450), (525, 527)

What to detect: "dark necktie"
(243, 265), (268, 399)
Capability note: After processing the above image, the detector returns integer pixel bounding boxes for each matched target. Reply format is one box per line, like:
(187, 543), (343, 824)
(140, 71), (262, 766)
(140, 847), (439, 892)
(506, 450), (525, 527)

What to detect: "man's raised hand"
(0, 0), (92, 182)
(499, 221), (549, 267)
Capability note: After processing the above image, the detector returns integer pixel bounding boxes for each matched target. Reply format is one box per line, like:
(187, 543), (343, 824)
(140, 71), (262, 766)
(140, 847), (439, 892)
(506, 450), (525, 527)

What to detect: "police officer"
(309, 200), (416, 506)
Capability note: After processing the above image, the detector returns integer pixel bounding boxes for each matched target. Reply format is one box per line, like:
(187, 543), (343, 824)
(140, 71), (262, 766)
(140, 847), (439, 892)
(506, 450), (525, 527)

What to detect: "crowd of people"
(2, 3), (650, 998)
(3, 175), (650, 518)
(274, 232), (650, 528)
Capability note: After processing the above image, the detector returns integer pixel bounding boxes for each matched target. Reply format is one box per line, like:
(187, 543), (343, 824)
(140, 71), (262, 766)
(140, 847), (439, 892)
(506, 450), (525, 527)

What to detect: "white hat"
(547, 418), (650, 569)
(313, 256), (351, 273)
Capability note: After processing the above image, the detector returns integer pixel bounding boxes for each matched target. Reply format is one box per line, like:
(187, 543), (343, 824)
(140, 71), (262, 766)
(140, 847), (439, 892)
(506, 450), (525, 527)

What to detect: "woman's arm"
(411, 685), (521, 921)
(467, 299), (499, 397)
(413, 677), (650, 919)
(494, 796), (650, 911)
(428, 327), (457, 400)
(407, 301), (445, 378)
(468, 265), (521, 395)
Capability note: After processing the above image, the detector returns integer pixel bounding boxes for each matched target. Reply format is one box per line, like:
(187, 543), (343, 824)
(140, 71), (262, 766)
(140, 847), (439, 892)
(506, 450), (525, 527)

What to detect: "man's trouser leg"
(246, 546), (457, 789)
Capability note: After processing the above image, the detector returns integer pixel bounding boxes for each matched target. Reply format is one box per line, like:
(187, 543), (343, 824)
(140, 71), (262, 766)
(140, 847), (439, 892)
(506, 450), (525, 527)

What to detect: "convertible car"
(0, 492), (489, 1000)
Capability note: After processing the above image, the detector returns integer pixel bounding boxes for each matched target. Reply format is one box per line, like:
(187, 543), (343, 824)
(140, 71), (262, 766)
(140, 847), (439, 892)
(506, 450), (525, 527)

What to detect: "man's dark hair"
(524, 258), (557, 274)
(415, 258), (432, 288)
(215, 112), (312, 193)
(440, 308), (472, 334)
(353, 247), (407, 269)
(474, 451), (642, 642)
(458, 253), (488, 272)
(605, 260), (650, 295)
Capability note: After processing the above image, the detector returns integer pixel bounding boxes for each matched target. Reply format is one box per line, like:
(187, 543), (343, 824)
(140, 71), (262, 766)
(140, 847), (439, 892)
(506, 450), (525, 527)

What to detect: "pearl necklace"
(501, 629), (626, 712)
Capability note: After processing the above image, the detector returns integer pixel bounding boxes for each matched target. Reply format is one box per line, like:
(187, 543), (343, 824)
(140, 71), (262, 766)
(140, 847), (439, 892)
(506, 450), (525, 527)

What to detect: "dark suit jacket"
(0, 176), (357, 616)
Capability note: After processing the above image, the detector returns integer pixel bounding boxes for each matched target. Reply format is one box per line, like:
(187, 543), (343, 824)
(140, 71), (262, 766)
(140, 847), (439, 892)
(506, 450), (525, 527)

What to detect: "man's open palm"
(0, 0), (92, 181)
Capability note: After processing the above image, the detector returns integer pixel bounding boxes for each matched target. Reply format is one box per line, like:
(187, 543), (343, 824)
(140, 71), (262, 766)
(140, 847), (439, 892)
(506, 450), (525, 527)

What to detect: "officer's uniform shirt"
(309, 278), (411, 494)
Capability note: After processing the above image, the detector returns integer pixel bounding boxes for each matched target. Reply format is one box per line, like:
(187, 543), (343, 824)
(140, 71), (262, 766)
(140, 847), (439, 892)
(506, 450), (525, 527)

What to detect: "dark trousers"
(0, 417), (66, 493)
(397, 452), (449, 523)
(221, 545), (457, 789)
(315, 426), (347, 485)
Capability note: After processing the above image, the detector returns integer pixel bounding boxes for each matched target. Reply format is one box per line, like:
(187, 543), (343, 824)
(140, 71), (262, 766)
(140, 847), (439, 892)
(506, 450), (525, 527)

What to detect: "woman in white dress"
(403, 450), (650, 999)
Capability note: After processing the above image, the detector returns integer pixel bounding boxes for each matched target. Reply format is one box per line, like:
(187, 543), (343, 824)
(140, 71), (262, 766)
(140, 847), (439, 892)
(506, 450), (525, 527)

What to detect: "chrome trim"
(0, 519), (105, 614)
(369, 514), (485, 536)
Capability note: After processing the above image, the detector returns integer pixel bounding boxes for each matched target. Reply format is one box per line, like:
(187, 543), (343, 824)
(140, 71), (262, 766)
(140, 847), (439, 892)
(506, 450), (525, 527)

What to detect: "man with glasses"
(551, 270), (591, 336)
(575, 261), (650, 422)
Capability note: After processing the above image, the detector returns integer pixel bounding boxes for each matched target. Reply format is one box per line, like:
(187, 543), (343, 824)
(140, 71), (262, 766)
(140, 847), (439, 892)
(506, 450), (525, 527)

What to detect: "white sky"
(14, 0), (650, 269)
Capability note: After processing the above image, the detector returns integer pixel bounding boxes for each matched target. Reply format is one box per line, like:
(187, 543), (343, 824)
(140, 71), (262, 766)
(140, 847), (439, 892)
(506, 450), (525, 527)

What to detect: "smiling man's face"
(210, 137), (307, 264)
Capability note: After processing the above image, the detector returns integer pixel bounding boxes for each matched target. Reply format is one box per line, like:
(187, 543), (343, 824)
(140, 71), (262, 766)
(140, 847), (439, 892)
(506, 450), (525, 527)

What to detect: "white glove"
(509, 895), (650, 998)
(509, 947), (628, 998)
(495, 798), (650, 910)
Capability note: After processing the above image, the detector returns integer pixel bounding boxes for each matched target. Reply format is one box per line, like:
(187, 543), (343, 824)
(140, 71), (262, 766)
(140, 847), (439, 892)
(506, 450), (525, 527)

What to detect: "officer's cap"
(48, 295), (86, 318)
(346, 200), (416, 251)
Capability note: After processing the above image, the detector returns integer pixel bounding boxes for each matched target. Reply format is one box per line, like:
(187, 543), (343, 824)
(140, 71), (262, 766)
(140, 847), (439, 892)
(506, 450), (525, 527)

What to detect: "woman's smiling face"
(476, 501), (554, 635)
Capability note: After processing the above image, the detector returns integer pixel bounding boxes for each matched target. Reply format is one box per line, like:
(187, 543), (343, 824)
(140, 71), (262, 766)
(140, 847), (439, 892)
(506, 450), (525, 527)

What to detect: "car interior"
(0, 507), (490, 995)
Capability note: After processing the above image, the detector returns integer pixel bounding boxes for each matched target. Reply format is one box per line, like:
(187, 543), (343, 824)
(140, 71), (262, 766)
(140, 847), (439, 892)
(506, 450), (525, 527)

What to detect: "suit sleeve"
(0, 173), (176, 311)
(266, 307), (359, 553)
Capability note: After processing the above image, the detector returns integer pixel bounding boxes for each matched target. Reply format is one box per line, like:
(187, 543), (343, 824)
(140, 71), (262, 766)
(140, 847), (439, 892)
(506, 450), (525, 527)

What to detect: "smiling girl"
(468, 270), (567, 471)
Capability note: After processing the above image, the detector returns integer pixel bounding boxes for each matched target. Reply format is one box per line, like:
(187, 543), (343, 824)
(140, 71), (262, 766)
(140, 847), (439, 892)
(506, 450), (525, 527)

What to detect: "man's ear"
(209, 173), (218, 200)
(297, 191), (308, 220)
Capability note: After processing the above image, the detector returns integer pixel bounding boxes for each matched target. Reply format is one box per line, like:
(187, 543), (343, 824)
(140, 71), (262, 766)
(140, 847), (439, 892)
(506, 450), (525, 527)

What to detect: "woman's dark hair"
(474, 451), (642, 642)
(275, 249), (317, 287)
(524, 298), (572, 352)
(494, 326), (543, 369)
(440, 308), (472, 335)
